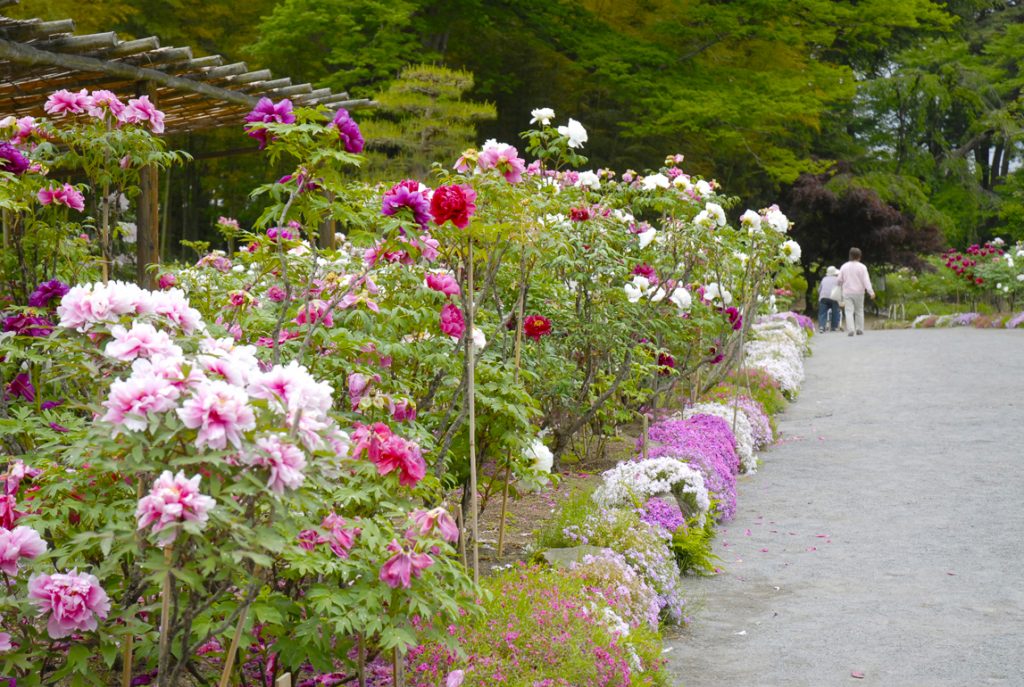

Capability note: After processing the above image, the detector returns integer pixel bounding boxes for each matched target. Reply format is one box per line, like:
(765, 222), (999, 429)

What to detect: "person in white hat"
(817, 265), (842, 333)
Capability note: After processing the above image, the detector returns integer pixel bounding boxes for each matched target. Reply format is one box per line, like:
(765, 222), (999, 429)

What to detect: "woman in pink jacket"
(837, 247), (875, 336)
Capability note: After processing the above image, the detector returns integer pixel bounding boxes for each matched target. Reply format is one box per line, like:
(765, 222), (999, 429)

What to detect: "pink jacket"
(837, 261), (874, 297)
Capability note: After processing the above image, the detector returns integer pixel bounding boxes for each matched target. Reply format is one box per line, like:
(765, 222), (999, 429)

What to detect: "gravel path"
(667, 328), (1024, 686)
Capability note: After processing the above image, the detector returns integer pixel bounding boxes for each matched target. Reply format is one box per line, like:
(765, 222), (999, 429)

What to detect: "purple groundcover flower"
(645, 415), (740, 521)
(0, 142), (30, 175)
(381, 180), (432, 230)
(28, 280), (70, 308)
(952, 312), (979, 326)
(640, 496), (685, 533)
(1007, 312), (1024, 329)
(3, 313), (53, 337)
(332, 108), (364, 154)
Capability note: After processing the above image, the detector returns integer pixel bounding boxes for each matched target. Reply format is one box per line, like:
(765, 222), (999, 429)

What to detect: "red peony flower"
(523, 314), (552, 341)
(430, 184), (477, 229)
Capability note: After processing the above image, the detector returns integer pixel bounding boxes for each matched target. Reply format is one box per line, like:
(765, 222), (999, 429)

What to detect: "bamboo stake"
(275, 674), (292, 687)
(120, 634), (134, 687)
(157, 547), (174, 684)
(497, 259), (528, 558)
(466, 240), (479, 583)
(641, 413), (650, 461)
(217, 606), (249, 687)
(357, 634), (367, 687)
(392, 647), (405, 687)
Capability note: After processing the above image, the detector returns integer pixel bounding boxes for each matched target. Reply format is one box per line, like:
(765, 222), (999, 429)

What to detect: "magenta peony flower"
(523, 314), (552, 342)
(121, 95), (165, 134)
(38, 183), (85, 212)
(439, 303), (465, 339)
(410, 507), (459, 544)
(347, 372), (377, 411)
(136, 470), (215, 545)
(297, 529), (325, 551)
(0, 525), (48, 575)
(104, 323), (183, 362)
(389, 397), (417, 422)
(244, 97), (295, 149)
(351, 422), (427, 487)
(86, 90), (126, 118)
(569, 206), (591, 222)
(0, 495), (22, 529)
(154, 273), (176, 290)
(321, 513), (359, 558)
(101, 370), (181, 435)
(379, 539), (433, 589)
(266, 285), (287, 302)
(294, 299), (333, 328)
(0, 142), (30, 175)
(724, 306), (743, 331)
(381, 180), (432, 229)
(632, 263), (659, 285)
(477, 142), (526, 183)
(266, 226), (295, 242)
(425, 272), (460, 296)
(657, 352), (676, 376)
(28, 280), (70, 308)
(2, 313), (53, 337)
(28, 570), (111, 638)
(332, 108), (364, 153)
(43, 88), (92, 116)
(244, 434), (307, 494)
(6, 373), (34, 402)
(176, 380), (256, 450)
(430, 184), (477, 229)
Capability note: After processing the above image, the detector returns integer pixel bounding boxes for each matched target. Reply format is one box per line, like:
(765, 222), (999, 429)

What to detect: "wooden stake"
(497, 261), (528, 558)
(641, 413), (650, 461)
(275, 674), (292, 687)
(357, 634), (366, 687)
(392, 647), (405, 687)
(466, 240), (479, 583)
(157, 547), (174, 685)
(120, 633), (134, 687)
(217, 606), (249, 687)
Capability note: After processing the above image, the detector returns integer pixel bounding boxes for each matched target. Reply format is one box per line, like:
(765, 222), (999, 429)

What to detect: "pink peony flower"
(86, 90), (126, 118)
(297, 529), (325, 551)
(439, 303), (465, 339)
(156, 273), (177, 290)
(0, 632), (10, 652)
(430, 184), (477, 229)
(351, 423), (426, 486)
(381, 180), (432, 229)
(43, 89), (92, 116)
(104, 323), (183, 362)
(423, 274), (460, 300)
(446, 670), (465, 687)
(135, 470), (215, 544)
(379, 539), (433, 589)
(102, 368), (181, 434)
(244, 435), (307, 494)
(321, 513), (359, 558)
(122, 95), (165, 134)
(0, 495), (24, 529)
(347, 372), (378, 411)
(266, 286), (287, 302)
(477, 143), (526, 184)
(389, 398), (417, 422)
(0, 525), (47, 575)
(410, 508), (459, 544)
(38, 183), (85, 212)
(294, 299), (333, 328)
(176, 380), (256, 450)
(28, 569), (111, 639)
(148, 289), (203, 333)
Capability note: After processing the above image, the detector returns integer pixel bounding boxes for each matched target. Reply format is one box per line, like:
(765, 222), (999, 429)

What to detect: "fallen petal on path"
(851, 671), (865, 679)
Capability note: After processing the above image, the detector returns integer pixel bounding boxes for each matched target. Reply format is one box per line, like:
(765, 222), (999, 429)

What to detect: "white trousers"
(844, 292), (865, 333)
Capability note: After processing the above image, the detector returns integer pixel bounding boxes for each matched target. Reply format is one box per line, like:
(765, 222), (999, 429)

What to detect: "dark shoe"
(856, 330), (864, 335)
(819, 328), (826, 334)
(848, 331), (854, 337)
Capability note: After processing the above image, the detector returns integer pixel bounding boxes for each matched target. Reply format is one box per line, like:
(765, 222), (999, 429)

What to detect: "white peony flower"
(740, 209), (762, 232)
(694, 179), (712, 197)
(471, 327), (486, 352)
(118, 221), (137, 244)
(624, 276), (650, 303)
(669, 287), (692, 311)
(650, 287), (666, 303)
(577, 170), (601, 189)
(672, 174), (692, 190)
(637, 227), (658, 249)
(706, 202), (727, 227)
(557, 118), (588, 148)
(781, 239), (802, 263)
(641, 173), (670, 191)
(530, 107), (555, 126)
(525, 438), (553, 473)
(703, 282), (733, 305)
(764, 204), (790, 232)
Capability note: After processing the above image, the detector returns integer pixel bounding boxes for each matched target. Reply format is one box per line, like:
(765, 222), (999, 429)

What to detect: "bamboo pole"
(156, 547), (174, 684)
(466, 239), (479, 583)
(357, 634), (367, 687)
(641, 414), (650, 460)
(120, 634), (134, 687)
(497, 258), (528, 558)
(392, 647), (405, 687)
(217, 606), (249, 687)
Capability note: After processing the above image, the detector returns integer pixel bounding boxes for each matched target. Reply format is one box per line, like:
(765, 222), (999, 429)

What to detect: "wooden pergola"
(0, 0), (369, 286)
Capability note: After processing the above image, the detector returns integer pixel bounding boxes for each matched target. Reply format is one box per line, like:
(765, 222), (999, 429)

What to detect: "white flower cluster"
(744, 318), (807, 395)
(592, 457), (711, 526)
(683, 402), (757, 474)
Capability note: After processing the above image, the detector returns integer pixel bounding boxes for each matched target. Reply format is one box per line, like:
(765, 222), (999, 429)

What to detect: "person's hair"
(849, 247), (862, 261)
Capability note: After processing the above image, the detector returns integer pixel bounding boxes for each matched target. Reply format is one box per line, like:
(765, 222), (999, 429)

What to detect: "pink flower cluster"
(28, 569), (110, 639)
(37, 183), (85, 211)
(243, 434), (307, 494)
(57, 281), (202, 333)
(136, 470), (216, 545)
(105, 322), (183, 362)
(0, 525), (47, 575)
(44, 89), (165, 133)
(351, 422), (426, 487)
(460, 140), (526, 184)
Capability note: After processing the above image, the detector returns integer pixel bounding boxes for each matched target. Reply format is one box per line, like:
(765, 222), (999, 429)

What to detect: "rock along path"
(667, 328), (1024, 687)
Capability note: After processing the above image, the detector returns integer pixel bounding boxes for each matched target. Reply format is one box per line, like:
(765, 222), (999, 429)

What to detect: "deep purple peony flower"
(332, 108), (364, 154)
(244, 97), (296, 149)
(6, 373), (35, 402)
(3, 314), (53, 337)
(27, 280), (70, 308)
(381, 180), (432, 229)
(0, 142), (30, 175)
